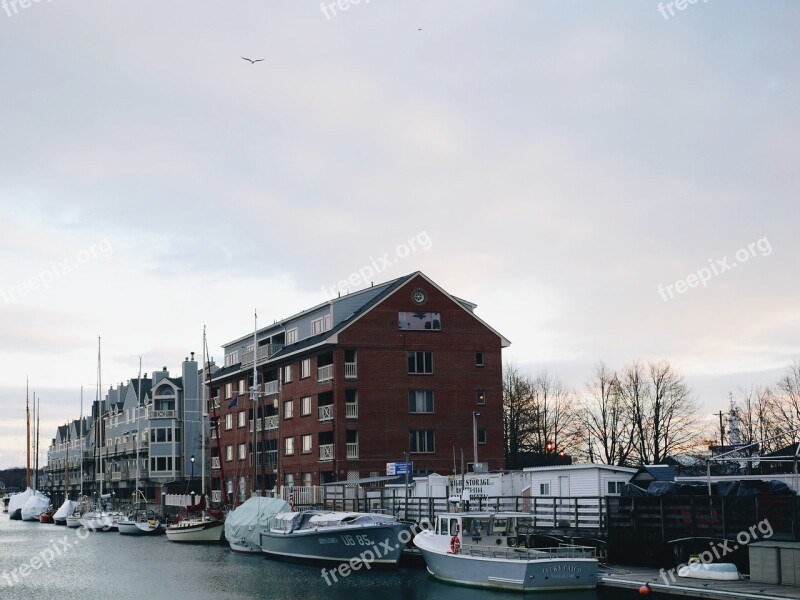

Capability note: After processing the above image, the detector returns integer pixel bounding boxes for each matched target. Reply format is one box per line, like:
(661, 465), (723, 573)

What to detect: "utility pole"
(717, 410), (726, 449)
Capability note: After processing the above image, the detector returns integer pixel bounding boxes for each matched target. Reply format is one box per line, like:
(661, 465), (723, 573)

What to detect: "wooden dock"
(600, 565), (800, 599)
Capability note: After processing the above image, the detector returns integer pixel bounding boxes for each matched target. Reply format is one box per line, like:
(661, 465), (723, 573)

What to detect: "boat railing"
(458, 543), (596, 561)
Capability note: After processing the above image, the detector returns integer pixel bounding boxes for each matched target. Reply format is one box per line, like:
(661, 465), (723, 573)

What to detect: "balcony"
(319, 444), (334, 462)
(346, 443), (359, 459)
(317, 364), (334, 383)
(262, 380), (279, 396)
(265, 450), (278, 466)
(317, 404), (333, 423)
(242, 344), (285, 367)
(211, 396), (220, 410)
(264, 415), (278, 430)
(345, 402), (358, 419)
(211, 456), (220, 470)
(344, 362), (357, 379)
(146, 408), (175, 420)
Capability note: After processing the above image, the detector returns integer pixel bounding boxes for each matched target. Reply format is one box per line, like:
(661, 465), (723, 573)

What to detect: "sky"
(0, 1), (797, 469)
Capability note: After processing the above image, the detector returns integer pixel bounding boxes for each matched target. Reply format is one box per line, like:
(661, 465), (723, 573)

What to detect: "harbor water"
(1, 516), (611, 600)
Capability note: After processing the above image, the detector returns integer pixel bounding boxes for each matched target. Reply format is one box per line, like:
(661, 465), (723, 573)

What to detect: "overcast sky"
(0, 1), (797, 469)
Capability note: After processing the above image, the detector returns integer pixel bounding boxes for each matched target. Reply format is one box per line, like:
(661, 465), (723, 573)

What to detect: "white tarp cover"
(54, 499), (81, 520)
(20, 493), (51, 519)
(225, 497), (291, 549)
(9, 488), (47, 513)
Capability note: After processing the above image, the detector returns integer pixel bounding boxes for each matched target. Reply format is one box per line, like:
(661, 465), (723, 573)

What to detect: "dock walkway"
(600, 565), (800, 599)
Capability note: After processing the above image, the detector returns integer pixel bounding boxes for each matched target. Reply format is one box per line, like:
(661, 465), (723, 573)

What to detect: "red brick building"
(208, 272), (509, 503)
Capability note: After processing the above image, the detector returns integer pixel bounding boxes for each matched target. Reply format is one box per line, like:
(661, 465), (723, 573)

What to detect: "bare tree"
(582, 363), (634, 466)
(644, 360), (698, 463)
(528, 371), (582, 456)
(773, 362), (800, 446)
(503, 363), (534, 469)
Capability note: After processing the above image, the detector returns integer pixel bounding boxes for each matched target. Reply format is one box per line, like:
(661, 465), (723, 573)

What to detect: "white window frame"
(225, 382), (233, 399)
(283, 400), (294, 419)
(540, 483), (550, 496)
(300, 359), (311, 379)
(286, 328), (298, 344)
(225, 445), (233, 462)
(310, 317), (324, 336)
(301, 434), (312, 454)
(284, 437), (295, 456)
(237, 411), (246, 428)
(238, 443), (247, 460)
(301, 396), (311, 416)
(283, 365), (293, 383)
(225, 414), (233, 431)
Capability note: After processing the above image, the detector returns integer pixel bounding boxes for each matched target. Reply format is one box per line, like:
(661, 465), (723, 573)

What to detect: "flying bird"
(241, 57), (265, 64)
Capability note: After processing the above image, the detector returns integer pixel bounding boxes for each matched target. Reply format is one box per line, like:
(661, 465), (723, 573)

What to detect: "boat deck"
(600, 565), (800, 599)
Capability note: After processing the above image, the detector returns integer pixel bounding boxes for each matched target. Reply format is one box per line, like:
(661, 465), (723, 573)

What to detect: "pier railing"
(319, 492), (607, 533)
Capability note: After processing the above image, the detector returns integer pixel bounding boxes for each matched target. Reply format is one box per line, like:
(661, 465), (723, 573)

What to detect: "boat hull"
(54, 517), (67, 526)
(259, 523), (411, 566)
(9, 509), (22, 520)
(118, 520), (162, 536)
(65, 516), (82, 528)
(39, 514), (54, 524)
(415, 536), (597, 592)
(165, 520), (224, 543)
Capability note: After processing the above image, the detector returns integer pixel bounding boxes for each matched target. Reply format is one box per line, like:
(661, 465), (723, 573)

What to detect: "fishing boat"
(414, 511), (598, 592)
(224, 496), (290, 553)
(259, 510), (412, 565)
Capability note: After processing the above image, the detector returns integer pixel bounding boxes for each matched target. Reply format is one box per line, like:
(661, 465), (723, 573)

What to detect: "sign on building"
(450, 473), (503, 499)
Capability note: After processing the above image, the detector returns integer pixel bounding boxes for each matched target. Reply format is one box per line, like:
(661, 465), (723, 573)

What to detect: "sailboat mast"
(201, 327), (206, 500)
(252, 310), (258, 498)
(98, 336), (103, 498)
(135, 356), (142, 501)
(35, 396), (40, 490)
(64, 422), (69, 502)
(25, 378), (30, 489)
(80, 386), (84, 498)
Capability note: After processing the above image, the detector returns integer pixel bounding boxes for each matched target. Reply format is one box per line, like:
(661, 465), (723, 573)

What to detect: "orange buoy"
(639, 584), (651, 595)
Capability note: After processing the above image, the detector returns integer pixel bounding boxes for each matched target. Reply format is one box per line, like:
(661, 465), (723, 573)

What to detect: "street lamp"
(472, 411), (481, 470)
(190, 455), (195, 494)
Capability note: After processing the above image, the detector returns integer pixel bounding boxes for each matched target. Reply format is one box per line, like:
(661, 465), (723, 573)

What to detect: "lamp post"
(472, 411), (481, 470)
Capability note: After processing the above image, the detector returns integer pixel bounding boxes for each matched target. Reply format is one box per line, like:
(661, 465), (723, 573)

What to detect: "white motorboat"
(79, 510), (123, 531)
(259, 511), (412, 565)
(414, 511), (598, 592)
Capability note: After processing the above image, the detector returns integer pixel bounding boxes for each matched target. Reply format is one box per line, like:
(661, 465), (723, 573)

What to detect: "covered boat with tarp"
(53, 499), (82, 526)
(225, 497), (291, 553)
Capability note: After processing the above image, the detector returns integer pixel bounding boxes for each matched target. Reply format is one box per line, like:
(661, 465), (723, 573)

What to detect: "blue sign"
(386, 461), (413, 476)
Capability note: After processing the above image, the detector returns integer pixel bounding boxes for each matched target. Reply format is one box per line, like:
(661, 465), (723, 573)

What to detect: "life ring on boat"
(450, 535), (461, 554)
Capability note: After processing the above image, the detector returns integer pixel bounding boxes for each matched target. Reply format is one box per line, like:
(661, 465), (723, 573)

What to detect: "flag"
(228, 396), (238, 409)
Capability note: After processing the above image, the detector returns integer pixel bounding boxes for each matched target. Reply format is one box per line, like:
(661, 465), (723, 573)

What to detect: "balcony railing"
(211, 456), (220, 470)
(318, 404), (333, 422)
(262, 380), (279, 396)
(265, 415), (278, 430)
(242, 344), (285, 366)
(211, 396), (220, 410)
(344, 362), (357, 379)
(319, 444), (334, 462)
(345, 402), (358, 419)
(146, 408), (175, 420)
(346, 443), (359, 459)
(317, 364), (334, 383)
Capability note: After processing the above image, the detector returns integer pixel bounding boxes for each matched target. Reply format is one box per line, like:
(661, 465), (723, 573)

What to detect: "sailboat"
(66, 389), (87, 528)
(165, 327), (224, 543)
(118, 358), (162, 536)
(79, 337), (122, 531)
(9, 380), (37, 520)
(21, 394), (52, 522)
